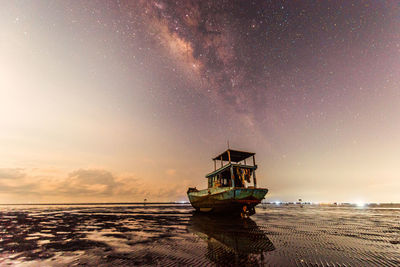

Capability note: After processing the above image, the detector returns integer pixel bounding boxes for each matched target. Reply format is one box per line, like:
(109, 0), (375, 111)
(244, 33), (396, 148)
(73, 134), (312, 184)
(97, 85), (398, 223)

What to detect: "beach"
(1, 204), (399, 266)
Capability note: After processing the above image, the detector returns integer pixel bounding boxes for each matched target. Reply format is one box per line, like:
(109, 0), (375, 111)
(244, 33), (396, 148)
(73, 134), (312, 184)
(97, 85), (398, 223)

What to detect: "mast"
(228, 149), (234, 187)
(252, 155), (257, 188)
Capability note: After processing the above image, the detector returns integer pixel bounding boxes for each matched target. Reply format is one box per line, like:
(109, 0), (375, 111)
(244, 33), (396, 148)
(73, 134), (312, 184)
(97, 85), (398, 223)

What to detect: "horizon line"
(0, 201), (399, 206)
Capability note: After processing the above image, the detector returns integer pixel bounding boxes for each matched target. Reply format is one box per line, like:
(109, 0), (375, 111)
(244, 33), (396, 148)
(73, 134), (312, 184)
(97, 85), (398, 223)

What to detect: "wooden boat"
(187, 149), (268, 217)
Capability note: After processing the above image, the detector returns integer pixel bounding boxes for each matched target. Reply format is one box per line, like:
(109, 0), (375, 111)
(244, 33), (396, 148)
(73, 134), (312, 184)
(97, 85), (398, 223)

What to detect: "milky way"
(130, 0), (399, 130)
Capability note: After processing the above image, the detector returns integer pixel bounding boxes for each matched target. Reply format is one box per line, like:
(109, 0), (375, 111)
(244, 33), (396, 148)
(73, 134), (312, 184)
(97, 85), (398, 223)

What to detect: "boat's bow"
(233, 187), (268, 203)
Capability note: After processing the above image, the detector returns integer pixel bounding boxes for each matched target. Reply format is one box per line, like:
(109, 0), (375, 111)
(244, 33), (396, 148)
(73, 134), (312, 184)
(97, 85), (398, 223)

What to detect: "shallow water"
(0, 204), (399, 266)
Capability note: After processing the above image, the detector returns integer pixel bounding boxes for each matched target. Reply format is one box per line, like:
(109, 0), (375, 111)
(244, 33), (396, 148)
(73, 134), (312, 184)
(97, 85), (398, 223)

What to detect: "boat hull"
(187, 187), (268, 215)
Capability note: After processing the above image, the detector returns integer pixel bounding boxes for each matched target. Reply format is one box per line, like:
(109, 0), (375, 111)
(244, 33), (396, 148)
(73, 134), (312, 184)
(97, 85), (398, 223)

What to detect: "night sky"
(1, 1), (399, 203)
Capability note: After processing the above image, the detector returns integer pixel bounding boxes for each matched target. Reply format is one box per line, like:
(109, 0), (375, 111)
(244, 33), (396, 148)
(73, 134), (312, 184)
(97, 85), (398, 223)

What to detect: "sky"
(1, 0), (399, 204)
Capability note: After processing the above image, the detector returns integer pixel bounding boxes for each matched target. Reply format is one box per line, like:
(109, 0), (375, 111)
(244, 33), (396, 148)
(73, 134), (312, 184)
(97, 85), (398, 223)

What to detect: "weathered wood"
(228, 149), (231, 163)
(230, 165), (235, 187)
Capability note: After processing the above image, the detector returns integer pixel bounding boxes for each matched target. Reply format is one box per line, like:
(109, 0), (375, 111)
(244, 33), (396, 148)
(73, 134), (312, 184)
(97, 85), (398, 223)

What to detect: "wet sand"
(0, 204), (399, 266)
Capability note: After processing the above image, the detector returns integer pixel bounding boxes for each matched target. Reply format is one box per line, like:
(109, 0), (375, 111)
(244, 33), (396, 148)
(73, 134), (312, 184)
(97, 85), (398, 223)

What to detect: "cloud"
(0, 167), (188, 203)
(0, 181), (38, 195)
(0, 168), (26, 179)
(55, 169), (117, 196)
(0, 168), (39, 196)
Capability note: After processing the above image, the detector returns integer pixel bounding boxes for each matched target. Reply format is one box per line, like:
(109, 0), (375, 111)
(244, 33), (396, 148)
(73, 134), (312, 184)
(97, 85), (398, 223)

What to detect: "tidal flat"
(0, 204), (399, 266)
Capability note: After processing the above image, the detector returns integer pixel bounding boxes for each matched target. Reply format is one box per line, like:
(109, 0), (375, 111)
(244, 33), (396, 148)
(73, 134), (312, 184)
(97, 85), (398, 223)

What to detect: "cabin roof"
(212, 149), (255, 162)
(205, 163), (257, 178)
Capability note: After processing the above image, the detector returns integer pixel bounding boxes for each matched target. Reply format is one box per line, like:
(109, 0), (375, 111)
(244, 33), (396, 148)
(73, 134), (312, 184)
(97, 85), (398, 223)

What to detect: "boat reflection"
(188, 214), (275, 265)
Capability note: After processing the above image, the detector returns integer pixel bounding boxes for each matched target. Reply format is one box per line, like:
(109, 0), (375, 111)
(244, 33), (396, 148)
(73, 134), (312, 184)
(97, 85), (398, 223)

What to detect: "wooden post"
(252, 155), (257, 187)
(228, 149), (231, 163)
(220, 156), (223, 167)
(214, 160), (216, 171)
(230, 165), (235, 188)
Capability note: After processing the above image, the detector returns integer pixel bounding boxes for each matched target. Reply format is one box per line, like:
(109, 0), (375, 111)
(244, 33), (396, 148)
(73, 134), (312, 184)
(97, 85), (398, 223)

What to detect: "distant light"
(356, 201), (366, 207)
(274, 201), (281, 205)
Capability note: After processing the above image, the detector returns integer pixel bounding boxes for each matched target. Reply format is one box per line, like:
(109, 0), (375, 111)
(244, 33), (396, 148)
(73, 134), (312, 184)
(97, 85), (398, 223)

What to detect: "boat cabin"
(206, 149), (258, 189)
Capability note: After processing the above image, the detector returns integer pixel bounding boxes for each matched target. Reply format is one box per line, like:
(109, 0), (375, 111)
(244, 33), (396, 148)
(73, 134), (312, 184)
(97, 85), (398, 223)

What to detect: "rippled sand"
(0, 204), (399, 266)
